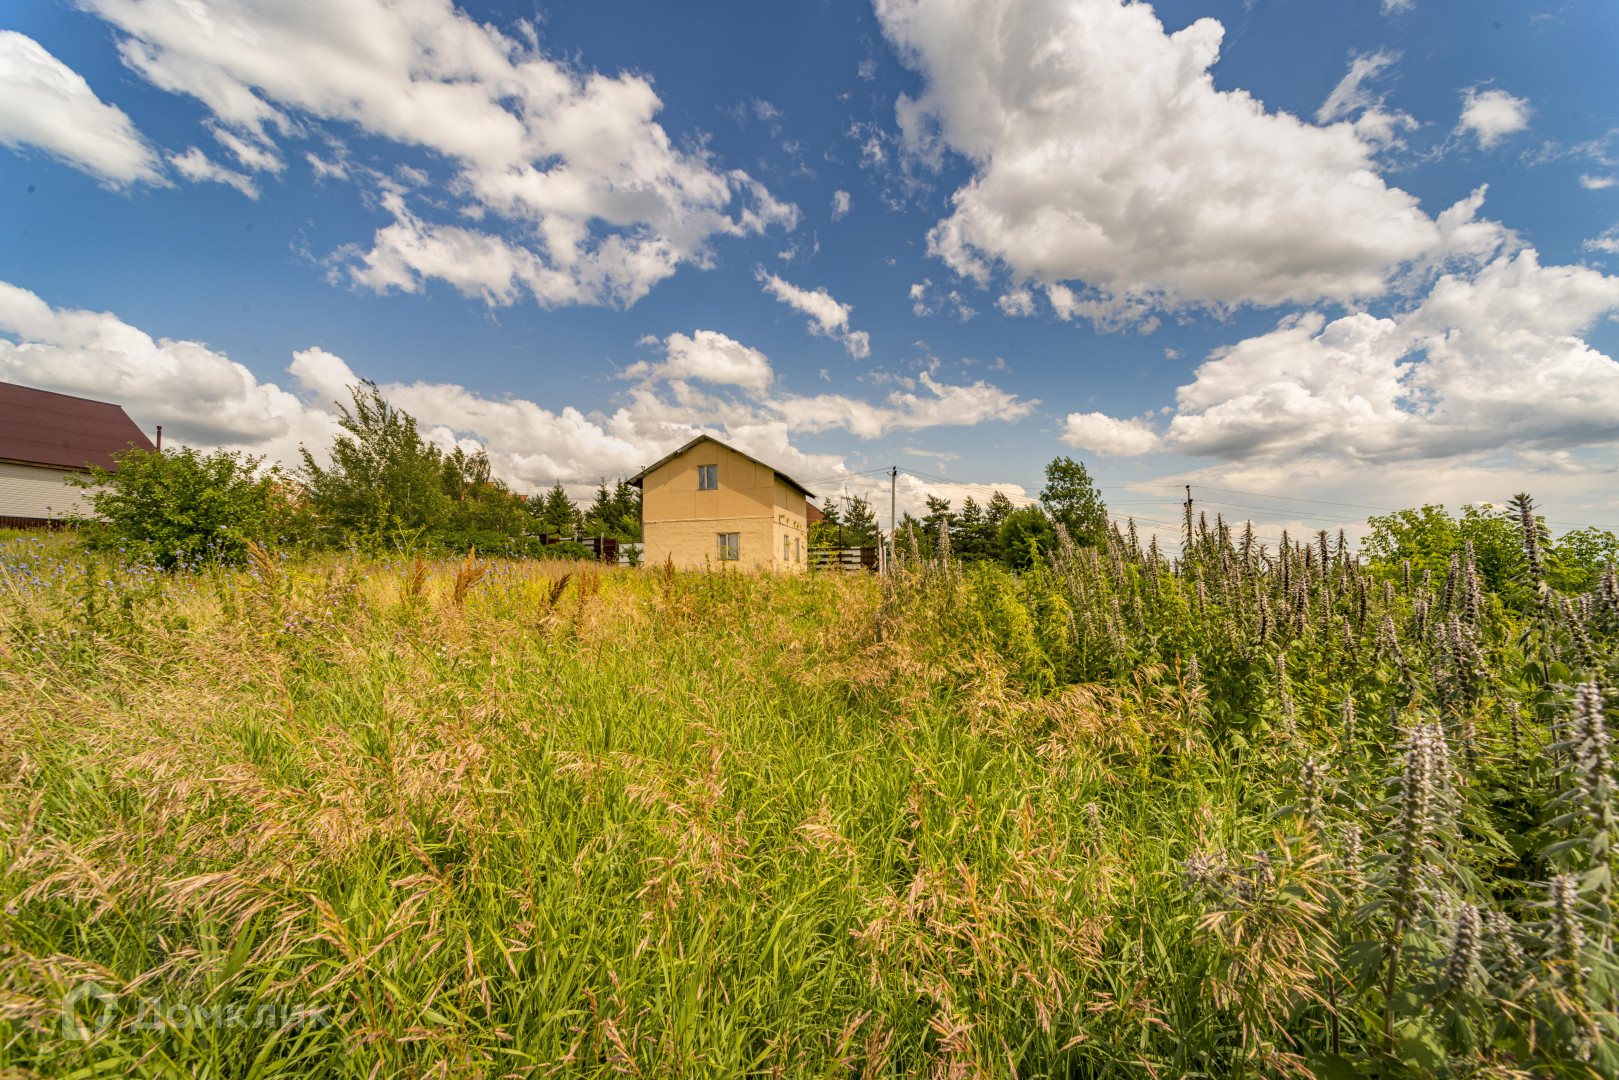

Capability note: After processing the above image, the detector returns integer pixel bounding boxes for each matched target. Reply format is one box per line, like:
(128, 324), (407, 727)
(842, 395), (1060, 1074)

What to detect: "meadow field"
(1, 520), (1616, 1078)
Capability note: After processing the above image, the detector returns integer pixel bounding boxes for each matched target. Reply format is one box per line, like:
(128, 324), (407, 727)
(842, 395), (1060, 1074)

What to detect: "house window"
(698, 464), (718, 490)
(717, 532), (740, 561)
(783, 536), (791, 561)
(794, 537), (801, 561)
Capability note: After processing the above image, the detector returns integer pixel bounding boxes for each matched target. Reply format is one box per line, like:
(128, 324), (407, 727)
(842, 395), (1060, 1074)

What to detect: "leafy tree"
(1549, 526), (1619, 593)
(1362, 502), (1531, 599)
(998, 504), (1056, 570)
(71, 447), (307, 569)
(1460, 503), (1538, 597)
(1361, 504), (1458, 581)
(1039, 457), (1108, 546)
(300, 381), (450, 545)
(843, 495), (880, 546)
(440, 445), (493, 502)
(435, 446), (531, 552)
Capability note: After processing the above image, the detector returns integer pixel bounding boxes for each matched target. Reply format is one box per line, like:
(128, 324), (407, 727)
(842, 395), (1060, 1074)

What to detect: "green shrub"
(69, 447), (307, 569)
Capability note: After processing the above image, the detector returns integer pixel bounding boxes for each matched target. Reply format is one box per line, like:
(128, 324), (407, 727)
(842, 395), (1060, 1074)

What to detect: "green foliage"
(1549, 526), (1619, 593)
(582, 479), (642, 541)
(997, 504), (1055, 569)
(921, 494), (953, 549)
(842, 494), (880, 546)
(531, 481), (582, 539)
(1362, 502), (1540, 603)
(299, 380), (451, 544)
(887, 492), (1619, 1076)
(70, 446), (307, 568)
(808, 497), (843, 548)
(951, 495), (998, 561)
(1039, 456), (1109, 546)
(436, 445), (534, 554)
(6, 481), (1619, 1077)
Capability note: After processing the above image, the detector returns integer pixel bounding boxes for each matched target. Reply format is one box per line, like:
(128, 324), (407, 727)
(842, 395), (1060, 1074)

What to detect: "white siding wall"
(0, 461), (95, 520)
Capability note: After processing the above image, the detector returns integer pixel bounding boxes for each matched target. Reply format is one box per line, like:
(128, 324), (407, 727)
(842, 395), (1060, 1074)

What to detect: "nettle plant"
(892, 493), (1619, 1075)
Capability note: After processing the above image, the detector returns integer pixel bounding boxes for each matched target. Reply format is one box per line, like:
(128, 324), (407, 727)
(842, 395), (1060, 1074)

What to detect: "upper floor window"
(698, 464), (718, 490)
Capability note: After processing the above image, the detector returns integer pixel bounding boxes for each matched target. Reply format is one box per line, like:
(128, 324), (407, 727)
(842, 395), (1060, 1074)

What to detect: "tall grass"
(0, 517), (1614, 1077)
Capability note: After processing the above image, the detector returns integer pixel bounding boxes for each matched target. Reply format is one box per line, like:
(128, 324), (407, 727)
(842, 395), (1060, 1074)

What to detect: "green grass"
(0, 548), (1285, 1078)
(3, 534), (1613, 1078)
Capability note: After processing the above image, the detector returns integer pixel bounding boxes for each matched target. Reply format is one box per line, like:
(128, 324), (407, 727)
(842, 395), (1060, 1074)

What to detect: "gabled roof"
(628, 435), (816, 499)
(0, 381), (155, 472)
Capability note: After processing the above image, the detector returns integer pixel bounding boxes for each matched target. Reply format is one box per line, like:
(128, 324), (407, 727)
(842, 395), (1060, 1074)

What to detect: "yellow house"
(629, 436), (816, 571)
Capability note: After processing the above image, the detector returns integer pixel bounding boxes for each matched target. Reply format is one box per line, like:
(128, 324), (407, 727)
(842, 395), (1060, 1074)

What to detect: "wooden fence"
(808, 546), (878, 573)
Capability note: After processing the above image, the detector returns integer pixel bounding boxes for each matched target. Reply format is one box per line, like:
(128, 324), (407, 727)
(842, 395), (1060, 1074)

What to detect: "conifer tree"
(810, 497), (844, 547)
(985, 490), (1015, 561)
(844, 495), (880, 546)
(536, 482), (581, 538)
(922, 495), (954, 552)
(953, 496), (988, 560)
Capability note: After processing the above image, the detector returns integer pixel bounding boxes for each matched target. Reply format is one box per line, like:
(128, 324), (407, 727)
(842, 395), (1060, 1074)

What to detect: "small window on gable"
(698, 464), (718, 490)
(717, 532), (740, 561)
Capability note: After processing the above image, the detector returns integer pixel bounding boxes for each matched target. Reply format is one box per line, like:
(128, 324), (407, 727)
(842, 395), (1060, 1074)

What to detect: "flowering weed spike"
(1442, 902), (1482, 996)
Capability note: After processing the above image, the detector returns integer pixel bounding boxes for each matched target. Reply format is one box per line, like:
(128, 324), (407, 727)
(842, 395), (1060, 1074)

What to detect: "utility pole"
(1183, 484), (1195, 559)
(889, 467), (897, 535)
(889, 466), (898, 575)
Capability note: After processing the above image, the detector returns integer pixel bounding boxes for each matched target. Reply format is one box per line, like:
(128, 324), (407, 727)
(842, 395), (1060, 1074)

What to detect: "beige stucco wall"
(641, 442), (808, 572)
(0, 461), (95, 520)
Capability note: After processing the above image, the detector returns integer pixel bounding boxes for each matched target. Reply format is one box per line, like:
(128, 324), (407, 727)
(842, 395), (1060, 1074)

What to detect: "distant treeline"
(71, 381), (640, 569)
(64, 380), (1619, 586)
(811, 457), (1112, 571)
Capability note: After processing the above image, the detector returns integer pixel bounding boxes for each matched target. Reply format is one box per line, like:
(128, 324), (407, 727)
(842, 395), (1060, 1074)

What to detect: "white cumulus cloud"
(0, 280), (1036, 498)
(82, 0), (797, 308)
(873, 0), (1450, 326)
(1456, 88), (1531, 150)
(1073, 244), (1619, 478)
(623, 331), (776, 390)
(831, 189), (852, 220)
(756, 269), (871, 357)
(0, 280), (332, 460)
(1061, 412), (1162, 456)
(168, 146), (259, 198)
(0, 31), (164, 187)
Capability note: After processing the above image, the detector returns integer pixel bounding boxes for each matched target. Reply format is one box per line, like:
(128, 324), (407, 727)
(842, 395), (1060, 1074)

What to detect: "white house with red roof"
(0, 381), (155, 528)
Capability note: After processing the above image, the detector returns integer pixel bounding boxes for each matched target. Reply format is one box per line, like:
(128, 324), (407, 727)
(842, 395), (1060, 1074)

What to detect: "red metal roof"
(0, 381), (155, 471)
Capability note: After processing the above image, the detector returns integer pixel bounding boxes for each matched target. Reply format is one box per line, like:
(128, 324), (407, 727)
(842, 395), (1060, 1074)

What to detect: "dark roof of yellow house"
(627, 435), (816, 500)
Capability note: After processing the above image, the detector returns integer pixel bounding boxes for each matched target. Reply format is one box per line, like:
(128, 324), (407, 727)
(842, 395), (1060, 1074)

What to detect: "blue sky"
(2, 0), (1617, 538)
